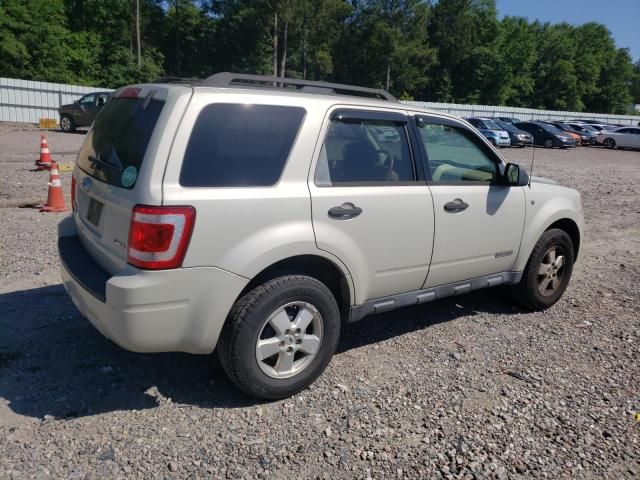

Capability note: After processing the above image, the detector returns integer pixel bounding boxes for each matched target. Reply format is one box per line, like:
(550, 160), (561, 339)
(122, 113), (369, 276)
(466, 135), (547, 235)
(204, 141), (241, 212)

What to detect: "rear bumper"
(58, 217), (248, 354)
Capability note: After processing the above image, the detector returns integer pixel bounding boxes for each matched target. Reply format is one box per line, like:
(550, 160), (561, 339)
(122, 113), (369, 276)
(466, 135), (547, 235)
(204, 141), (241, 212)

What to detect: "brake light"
(71, 176), (76, 211)
(127, 205), (195, 270)
(118, 87), (141, 98)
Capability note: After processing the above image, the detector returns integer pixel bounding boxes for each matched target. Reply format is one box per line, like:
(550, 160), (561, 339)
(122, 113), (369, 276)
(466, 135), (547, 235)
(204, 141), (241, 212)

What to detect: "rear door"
(413, 115), (525, 288)
(309, 108), (434, 303)
(73, 85), (190, 274)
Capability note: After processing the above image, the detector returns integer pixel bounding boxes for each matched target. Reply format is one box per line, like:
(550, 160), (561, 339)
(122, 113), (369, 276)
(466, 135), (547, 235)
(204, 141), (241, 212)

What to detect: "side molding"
(348, 271), (523, 323)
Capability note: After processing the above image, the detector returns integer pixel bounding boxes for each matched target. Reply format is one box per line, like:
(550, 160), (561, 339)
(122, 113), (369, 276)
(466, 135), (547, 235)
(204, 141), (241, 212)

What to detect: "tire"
(218, 275), (341, 399)
(603, 138), (616, 149)
(60, 115), (76, 133)
(544, 139), (554, 148)
(488, 138), (496, 146)
(509, 228), (575, 311)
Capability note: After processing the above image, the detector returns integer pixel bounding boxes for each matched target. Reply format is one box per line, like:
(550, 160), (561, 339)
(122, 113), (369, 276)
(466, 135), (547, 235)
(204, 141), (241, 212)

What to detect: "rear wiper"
(88, 154), (123, 172)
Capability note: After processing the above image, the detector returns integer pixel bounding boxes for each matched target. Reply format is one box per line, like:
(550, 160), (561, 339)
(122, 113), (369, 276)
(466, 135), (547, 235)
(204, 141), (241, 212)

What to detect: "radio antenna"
(528, 142), (535, 187)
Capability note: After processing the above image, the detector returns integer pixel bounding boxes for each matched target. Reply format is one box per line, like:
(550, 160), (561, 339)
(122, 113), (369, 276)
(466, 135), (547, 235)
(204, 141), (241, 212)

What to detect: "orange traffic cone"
(40, 161), (67, 212)
(36, 134), (52, 171)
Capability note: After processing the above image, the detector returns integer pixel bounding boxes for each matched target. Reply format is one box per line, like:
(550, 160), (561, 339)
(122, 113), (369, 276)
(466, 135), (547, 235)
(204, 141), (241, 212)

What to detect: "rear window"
(77, 96), (165, 189)
(179, 104), (305, 187)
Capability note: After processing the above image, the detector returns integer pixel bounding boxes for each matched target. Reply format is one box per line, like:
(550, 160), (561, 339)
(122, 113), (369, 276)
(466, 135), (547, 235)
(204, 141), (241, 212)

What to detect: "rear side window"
(77, 96), (165, 188)
(180, 104), (305, 187)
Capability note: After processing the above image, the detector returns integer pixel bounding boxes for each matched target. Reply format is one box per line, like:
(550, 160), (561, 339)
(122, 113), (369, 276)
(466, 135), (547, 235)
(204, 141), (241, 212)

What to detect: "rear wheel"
(509, 229), (574, 311)
(544, 139), (554, 148)
(218, 275), (341, 399)
(60, 115), (75, 133)
(603, 138), (616, 149)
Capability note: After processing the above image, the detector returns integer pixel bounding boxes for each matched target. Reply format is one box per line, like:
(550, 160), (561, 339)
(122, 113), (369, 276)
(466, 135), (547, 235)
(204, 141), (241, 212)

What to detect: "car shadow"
(0, 283), (523, 419)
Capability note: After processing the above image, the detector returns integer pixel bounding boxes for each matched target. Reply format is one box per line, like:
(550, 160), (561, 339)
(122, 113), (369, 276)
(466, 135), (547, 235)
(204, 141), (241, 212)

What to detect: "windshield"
(495, 120), (516, 132)
(77, 96), (165, 188)
(540, 123), (564, 135)
(483, 119), (502, 130)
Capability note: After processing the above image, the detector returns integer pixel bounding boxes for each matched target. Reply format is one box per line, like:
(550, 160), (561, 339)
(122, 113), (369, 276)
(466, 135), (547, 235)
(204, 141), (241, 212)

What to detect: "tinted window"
(315, 118), (415, 186)
(180, 104), (305, 187)
(417, 121), (497, 183)
(77, 96), (165, 188)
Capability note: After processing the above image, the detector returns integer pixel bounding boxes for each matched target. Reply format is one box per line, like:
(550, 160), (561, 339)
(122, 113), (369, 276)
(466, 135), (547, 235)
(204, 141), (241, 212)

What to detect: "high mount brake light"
(127, 205), (195, 270)
(118, 87), (141, 98)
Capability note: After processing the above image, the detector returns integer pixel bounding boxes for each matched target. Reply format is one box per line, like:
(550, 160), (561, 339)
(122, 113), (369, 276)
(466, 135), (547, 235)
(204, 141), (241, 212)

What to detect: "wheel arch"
(237, 254), (353, 322)
(546, 218), (581, 261)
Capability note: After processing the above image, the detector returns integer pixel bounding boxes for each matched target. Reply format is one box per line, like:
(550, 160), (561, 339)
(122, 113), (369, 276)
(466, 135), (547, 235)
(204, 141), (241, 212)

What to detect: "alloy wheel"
(537, 246), (566, 297)
(255, 301), (323, 379)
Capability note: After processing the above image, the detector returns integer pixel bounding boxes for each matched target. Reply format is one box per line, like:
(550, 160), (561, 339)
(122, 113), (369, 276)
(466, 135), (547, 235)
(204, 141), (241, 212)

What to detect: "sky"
(495, 0), (640, 62)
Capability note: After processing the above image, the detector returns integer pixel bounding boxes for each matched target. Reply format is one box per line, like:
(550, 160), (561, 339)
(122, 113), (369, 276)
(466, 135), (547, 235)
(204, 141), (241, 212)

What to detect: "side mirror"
(504, 163), (529, 186)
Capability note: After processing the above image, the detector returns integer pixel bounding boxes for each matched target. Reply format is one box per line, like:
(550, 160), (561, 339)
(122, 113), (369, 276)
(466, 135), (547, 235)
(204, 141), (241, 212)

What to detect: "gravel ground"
(0, 122), (638, 479)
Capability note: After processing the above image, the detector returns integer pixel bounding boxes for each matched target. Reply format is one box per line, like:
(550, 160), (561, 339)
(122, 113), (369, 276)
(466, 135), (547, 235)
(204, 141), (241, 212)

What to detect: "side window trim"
(314, 109), (420, 187)
(414, 114), (504, 186)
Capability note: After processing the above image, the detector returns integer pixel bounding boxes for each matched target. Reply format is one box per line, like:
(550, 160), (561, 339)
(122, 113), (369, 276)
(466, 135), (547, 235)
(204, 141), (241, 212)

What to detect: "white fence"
(403, 101), (639, 125)
(0, 76), (638, 126)
(0, 77), (112, 124)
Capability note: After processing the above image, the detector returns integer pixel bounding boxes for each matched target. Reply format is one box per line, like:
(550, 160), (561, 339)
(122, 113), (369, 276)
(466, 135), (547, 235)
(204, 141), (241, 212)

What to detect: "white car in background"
(597, 126), (640, 150)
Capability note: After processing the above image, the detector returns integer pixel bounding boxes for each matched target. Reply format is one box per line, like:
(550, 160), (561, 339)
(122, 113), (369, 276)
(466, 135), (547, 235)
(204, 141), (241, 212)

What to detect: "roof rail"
(151, 76), (198, 84)
(202, 72), (398, 102)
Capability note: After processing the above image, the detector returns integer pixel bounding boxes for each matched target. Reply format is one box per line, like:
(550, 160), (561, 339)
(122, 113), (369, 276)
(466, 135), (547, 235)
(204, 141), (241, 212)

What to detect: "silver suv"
(58, 73), (584, 399)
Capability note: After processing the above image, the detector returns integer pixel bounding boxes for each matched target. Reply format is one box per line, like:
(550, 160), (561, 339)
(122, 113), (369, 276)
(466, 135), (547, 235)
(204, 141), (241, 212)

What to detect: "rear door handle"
(328, 202), (362, 220)
(444, 198), (469, 213)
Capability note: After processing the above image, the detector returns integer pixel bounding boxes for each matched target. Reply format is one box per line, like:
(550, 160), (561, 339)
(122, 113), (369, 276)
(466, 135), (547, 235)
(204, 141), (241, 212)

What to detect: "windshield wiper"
(88, 154), (123, 172)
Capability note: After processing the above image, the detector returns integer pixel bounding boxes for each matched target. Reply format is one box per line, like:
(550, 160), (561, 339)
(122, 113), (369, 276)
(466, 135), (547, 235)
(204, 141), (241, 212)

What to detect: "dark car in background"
(548, 121), (596, 146)
(515, 121), (577, 148)
(493, 119), (533, 147)
(58, 91), (112, 132)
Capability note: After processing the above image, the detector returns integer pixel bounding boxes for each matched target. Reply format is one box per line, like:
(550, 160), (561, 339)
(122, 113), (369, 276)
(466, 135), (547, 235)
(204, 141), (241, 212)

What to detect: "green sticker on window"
(121, 166), (137, 187)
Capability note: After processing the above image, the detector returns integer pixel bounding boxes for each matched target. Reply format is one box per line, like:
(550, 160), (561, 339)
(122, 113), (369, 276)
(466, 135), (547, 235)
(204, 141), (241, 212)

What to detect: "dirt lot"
(0, 123), (638, 479)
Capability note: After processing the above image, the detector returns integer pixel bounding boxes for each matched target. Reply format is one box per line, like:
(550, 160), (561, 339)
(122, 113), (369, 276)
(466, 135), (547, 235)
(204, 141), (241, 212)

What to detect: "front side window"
(416, 120), (498, 183)
(315, 117), (415, 186)
(180, 104), (305, 187)
(79, 94), (96, 105)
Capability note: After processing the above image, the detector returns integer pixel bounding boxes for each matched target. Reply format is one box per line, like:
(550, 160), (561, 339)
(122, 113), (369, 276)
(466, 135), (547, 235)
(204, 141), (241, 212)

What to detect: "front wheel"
(603, 138), (616, 149)
(60, 115), (75, 133)
(509, 229), (574, 311)
(218, 275), (341, 399)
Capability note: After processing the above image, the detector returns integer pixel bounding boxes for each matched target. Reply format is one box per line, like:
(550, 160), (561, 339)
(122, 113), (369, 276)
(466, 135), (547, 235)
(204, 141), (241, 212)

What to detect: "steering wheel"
(376, 149), (394, 179)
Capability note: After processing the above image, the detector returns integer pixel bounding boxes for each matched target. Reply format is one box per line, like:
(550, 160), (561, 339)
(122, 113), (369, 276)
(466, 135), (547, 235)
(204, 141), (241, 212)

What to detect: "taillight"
(71, 176), (77, 211)
(127, 205), (195, 270)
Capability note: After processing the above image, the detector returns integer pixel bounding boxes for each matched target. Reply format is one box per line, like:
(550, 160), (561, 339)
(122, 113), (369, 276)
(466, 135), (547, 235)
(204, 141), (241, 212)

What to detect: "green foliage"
(0, 0), (636, 114)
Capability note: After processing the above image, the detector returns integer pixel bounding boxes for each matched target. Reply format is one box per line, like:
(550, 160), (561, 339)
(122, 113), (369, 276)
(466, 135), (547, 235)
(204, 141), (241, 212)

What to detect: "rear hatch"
(72, 84), (189, 275)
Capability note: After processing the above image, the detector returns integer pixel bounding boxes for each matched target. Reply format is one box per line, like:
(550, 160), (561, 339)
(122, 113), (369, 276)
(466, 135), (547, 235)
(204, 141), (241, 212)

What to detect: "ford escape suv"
(58, 73), (584, 399)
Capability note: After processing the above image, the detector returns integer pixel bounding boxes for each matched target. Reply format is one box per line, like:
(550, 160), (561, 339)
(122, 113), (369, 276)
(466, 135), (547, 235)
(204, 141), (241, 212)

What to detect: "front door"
(309, 109), (434, 303)
(413, 115), (525, 288)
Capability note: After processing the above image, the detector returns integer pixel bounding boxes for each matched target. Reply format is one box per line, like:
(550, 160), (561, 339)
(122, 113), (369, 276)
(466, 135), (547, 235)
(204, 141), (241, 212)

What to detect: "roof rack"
(202, 72), (398, 102)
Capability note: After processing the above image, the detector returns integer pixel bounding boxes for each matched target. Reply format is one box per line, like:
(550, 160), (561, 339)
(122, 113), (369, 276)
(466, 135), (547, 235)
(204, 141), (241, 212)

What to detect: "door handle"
(328, 202), (362, 220)
(444, 198), (469, 213)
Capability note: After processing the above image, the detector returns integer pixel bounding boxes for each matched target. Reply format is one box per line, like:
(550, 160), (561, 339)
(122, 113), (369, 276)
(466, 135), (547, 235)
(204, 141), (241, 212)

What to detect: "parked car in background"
(465, 117), (511, 147)
(547, 122), (595, 146)
(493, 119), (533, 147)
(495, 116), (521, 124)
(58, 91), (112, 132)
(596, 126), (640, 150)
(515, 121), (577, 148)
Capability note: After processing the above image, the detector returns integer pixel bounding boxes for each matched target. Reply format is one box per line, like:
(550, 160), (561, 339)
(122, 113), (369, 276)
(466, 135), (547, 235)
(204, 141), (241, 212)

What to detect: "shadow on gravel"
(0, 283), (522, 419)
